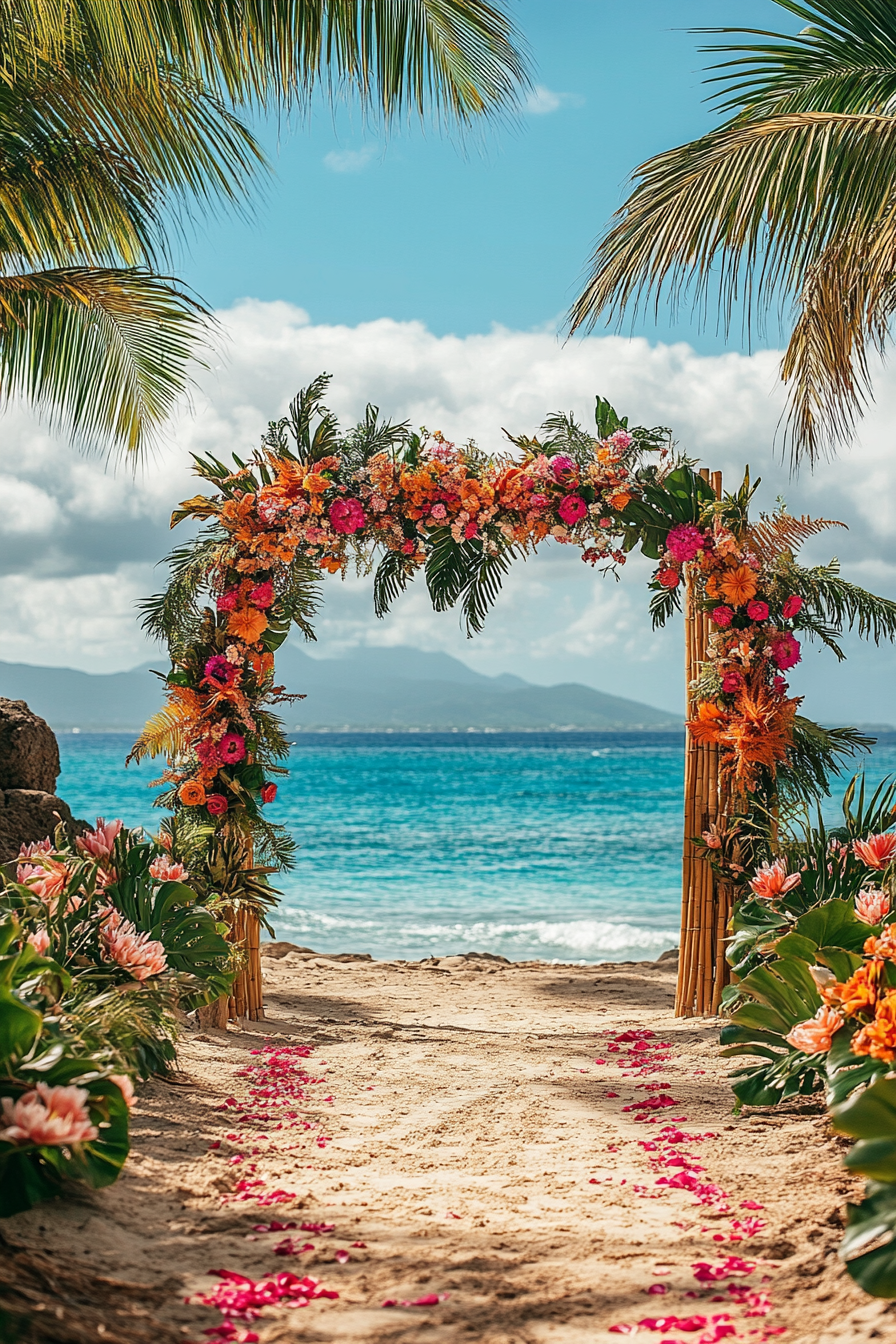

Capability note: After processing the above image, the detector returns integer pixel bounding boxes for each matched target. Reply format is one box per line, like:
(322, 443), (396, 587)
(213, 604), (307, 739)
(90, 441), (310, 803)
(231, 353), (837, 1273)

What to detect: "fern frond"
(127, 692), (199, 764)
(747, 512), (845, 563)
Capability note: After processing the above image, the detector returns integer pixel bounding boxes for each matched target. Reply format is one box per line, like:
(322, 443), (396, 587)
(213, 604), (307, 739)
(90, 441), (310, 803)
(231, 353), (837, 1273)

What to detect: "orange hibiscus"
(852, 990), (896, 1062)
(228, 606), (269, 643)
(719, 565), (759, 607)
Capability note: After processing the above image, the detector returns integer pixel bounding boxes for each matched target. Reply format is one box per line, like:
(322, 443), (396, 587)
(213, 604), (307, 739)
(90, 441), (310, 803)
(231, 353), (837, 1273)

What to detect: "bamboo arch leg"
(197, 908), (265, 1026)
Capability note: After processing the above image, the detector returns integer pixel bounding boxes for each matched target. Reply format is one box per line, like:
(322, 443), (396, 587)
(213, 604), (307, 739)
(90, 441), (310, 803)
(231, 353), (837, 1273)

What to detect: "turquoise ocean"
(58, 731), (896, 965)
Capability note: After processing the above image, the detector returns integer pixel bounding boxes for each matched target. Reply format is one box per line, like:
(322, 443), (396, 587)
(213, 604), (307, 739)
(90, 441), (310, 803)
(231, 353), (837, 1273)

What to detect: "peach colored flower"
(26, 928), (50, 955)
(100, 913), (167, 981)
(18, 839), (52, 859)
(149, 854), (189, 883)
(856, 888), (891, 926)
(862, 925), (896, 961)
(0, 1083), (97, 1146)
(854, 833), (896, 871)
(785, 1006), (842, 1055)
(77, 818), (123, 860)
(749, 859), (801, 901)
(109, 1075), (136, 1109)
(16, 857), (71, 910)
(702, 831), (722, 850)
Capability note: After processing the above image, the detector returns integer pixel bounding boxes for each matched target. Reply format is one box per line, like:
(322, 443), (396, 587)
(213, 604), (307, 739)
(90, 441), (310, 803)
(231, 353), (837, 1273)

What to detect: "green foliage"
(832, 1077), (896, 1297)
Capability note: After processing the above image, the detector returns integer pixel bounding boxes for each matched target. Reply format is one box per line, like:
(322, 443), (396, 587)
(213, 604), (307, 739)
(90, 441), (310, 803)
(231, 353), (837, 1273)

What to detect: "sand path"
(3, 948), (895, 1343)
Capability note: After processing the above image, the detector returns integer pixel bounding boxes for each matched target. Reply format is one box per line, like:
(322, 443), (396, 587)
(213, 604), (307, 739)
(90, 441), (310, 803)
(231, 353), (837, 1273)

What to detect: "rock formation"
(0, 698), (86, 863)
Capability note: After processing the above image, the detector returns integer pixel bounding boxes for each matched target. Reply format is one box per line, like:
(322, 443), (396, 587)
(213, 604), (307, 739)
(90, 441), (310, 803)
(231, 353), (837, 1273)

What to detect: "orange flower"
(687, 701), (728, 745)
(227, 606), (269, 643)
(863, 926), (896, 961)
(852, 991), (896, 1062)
(303, 473), (329, 494)
(705, 574), (721, 599)
(320, 557), (344, 573)
(832, 961), (882, 1018)
(719, 565), (758, 608)
(178, 780), (207, 807)
(608, 491), (631, 511)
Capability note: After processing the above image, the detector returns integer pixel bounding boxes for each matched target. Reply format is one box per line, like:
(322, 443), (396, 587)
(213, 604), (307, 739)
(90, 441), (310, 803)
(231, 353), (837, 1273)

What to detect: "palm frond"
(374, 547), (418, 619)
(791, 559), (896, 644)
(461, 537), (520, 635)
(778, 714), (874, 803)
(138, 530), (227, 648)
(127, 694), (198, 765)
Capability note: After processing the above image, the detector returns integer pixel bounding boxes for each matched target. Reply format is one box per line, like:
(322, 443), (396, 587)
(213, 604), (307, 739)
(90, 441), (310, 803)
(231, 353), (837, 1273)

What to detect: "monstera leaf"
(720, 956), (825, 1107)
(832, 1078), (896, 1297)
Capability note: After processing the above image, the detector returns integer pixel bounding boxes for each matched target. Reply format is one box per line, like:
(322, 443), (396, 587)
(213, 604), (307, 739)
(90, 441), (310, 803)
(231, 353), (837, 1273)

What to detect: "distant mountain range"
(0, 645), (684, 733)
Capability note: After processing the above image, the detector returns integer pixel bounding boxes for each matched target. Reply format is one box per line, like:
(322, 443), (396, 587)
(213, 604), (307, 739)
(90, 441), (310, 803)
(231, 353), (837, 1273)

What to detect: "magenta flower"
(721, 671), (742, 694)
(217, 590), (239, 612)
(771, 633), (801, 670)
(549, 454), (576, 479)
(711, 606), (733, 627)
(529, 493), (550, 510)
(249, 581), (274, 609)
(781, 594), (803, 619)
(746, 600), (769, 621)
(205, 655), (236, 685)
(558, 494), (587, 525)
(329, 498), (366, 534)
(665, 523), (706, 564)
(219, 732), (246, 763)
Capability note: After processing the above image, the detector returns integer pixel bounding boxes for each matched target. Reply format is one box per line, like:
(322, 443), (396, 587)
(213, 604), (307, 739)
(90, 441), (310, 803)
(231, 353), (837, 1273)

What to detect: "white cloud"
(323, 145), (379, 173)
(524, 84), (583, 114)
(0, 300), (894, 720)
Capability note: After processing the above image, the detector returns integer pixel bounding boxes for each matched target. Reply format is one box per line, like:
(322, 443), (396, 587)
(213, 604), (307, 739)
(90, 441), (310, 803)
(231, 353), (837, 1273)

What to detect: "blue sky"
(177, 0), (787, 347)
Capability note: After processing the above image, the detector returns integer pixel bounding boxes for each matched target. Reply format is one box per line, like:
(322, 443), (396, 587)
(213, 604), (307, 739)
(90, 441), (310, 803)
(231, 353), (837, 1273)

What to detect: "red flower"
(746, 600), (769, 621)
(206, 794), (228, 816)
(261, 783), (278, 804)
(657, 568), (680, 589)
(249, 581), (274, 609)
(711, 606), (733, 627)
(782, 594), (803, 619)
(721, 671), (742, 693)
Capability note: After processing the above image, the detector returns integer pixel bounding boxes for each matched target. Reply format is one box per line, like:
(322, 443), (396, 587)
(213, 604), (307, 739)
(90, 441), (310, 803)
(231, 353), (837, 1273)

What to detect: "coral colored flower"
(657, 568), (680, 589)
(217, 589), (239, 612)
(228, 607), (269, 643)
(77, 818), (122, 860)
(785, 1006), (842, 1055)
(852, 991), (896, 1063)
(782, 595), (803, 619)
(178, 780), (207, 807)
(26, 928), (50, 955)
(702, 831), (722, 850)
(771, 633), (801, 671)
(854, 833), (896, 870)
(0, 1085), (98, 1147)
(18, 839), (52, 859)
(149, 854), (189, 883)
(206, 793), (229, 817)
(549, 454), (576, 479)
(110, 1075), (136, 1108)
(558, 494), (587, 525)
(16, 858), (70, 909)
(205, 654), (236, 685)
(329, 498), (367, 534)
(219, 732), (246, 763)
(711, 606), (733, 627)
(833, 962), (881, 1018)
(746, 600), (769, 621)
(665, 523), (706, 564)
(100, 913), (167, 980)
(721, 672), (742, 694)
(530, 493), (550, 510)
(719, 565), (758, 607)
(856, 888), (891, 925)
(249, 581), (274, 609)
(749, 859), (801, 901)
(261, 783), (278, 804)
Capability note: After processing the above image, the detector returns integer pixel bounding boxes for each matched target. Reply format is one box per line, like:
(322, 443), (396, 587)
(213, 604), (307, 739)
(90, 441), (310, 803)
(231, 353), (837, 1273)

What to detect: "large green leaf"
(795, 899), (869, 952)
(840, 1183), (896, 1298)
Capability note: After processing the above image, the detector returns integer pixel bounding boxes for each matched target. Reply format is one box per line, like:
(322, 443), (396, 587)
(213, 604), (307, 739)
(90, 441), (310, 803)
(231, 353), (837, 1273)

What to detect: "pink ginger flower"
(770, 632), (801, 671)
(785, 1006), (842, 1055)
(856, 888), (891, 925)
(665, 523), (706, 564)
(329, 498), (366, 534)
(77, 818), (122, 860)
(17, 857), (70, 909)
(749, 859), (801, 901)
(781, 594), (803, 619)
(0, 1083), (97, 1147)
(18, 838), (52, 859)
(109, 1075), (136, 1109)
(854, 832), (896, 870)
(149, 854), (189, 883)
(100, 913), (167, 981)
(26, 928), (50, 955)
(557, 494), (587, 525)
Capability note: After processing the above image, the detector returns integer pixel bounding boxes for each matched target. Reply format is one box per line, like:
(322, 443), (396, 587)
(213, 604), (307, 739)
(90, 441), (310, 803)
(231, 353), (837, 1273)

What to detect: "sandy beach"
(2, 946), (894, 1344)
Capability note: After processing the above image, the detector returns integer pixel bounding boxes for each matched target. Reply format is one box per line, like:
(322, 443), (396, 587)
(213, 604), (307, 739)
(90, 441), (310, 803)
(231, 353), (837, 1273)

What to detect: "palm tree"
(1, 1), (527, 457)
(569, 0), (896, 465)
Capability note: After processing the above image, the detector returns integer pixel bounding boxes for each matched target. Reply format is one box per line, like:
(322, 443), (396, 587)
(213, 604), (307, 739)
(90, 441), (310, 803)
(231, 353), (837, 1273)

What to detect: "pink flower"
(530, 493), (550, 510)
(746, 600), (769, 621)
(856, 888), (891, 925)
(217, 590), (239, 612)
(721, 671), (742, 694)
(665, 523), (706, 564)
(261, 783), (278, 804)
(558, 494), (587, 525)
(206, 793), (229, 817)
(711, 606), (733, 628)
(329, 498), (366, 534)
(781, 595), (803, 619)
(785, 1006), (842, 1055)
(702, 832), (722, 850)
(149, 854), (189, 883)
(205, 654), (237, 685)
(749, 859), (801, 901)
(16, 858), (70, 909)
(26, 928), (50, 955)
(854, 833), (896, 870)
(219, 732), (246, 764)
(109, 1075), (136, 1109)
(430, 503), (447, 520)
(657, 568), (680, 589)
(549, 454), (576, 479)
(18, 839), (52, 859)
(771, 633), (801, 671)
(0, 1083), (98, 1147)
(608, 429), (633, 450)
(196, 738), (221, 768)
(100, 913), (167, 980)
(77, 819), (122, 860)
(249, 581), (274, 609)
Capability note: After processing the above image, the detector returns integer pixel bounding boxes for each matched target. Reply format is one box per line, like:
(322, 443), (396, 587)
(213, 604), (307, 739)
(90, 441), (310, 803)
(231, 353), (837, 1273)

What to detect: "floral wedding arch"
(132, 375), (896, 1017)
